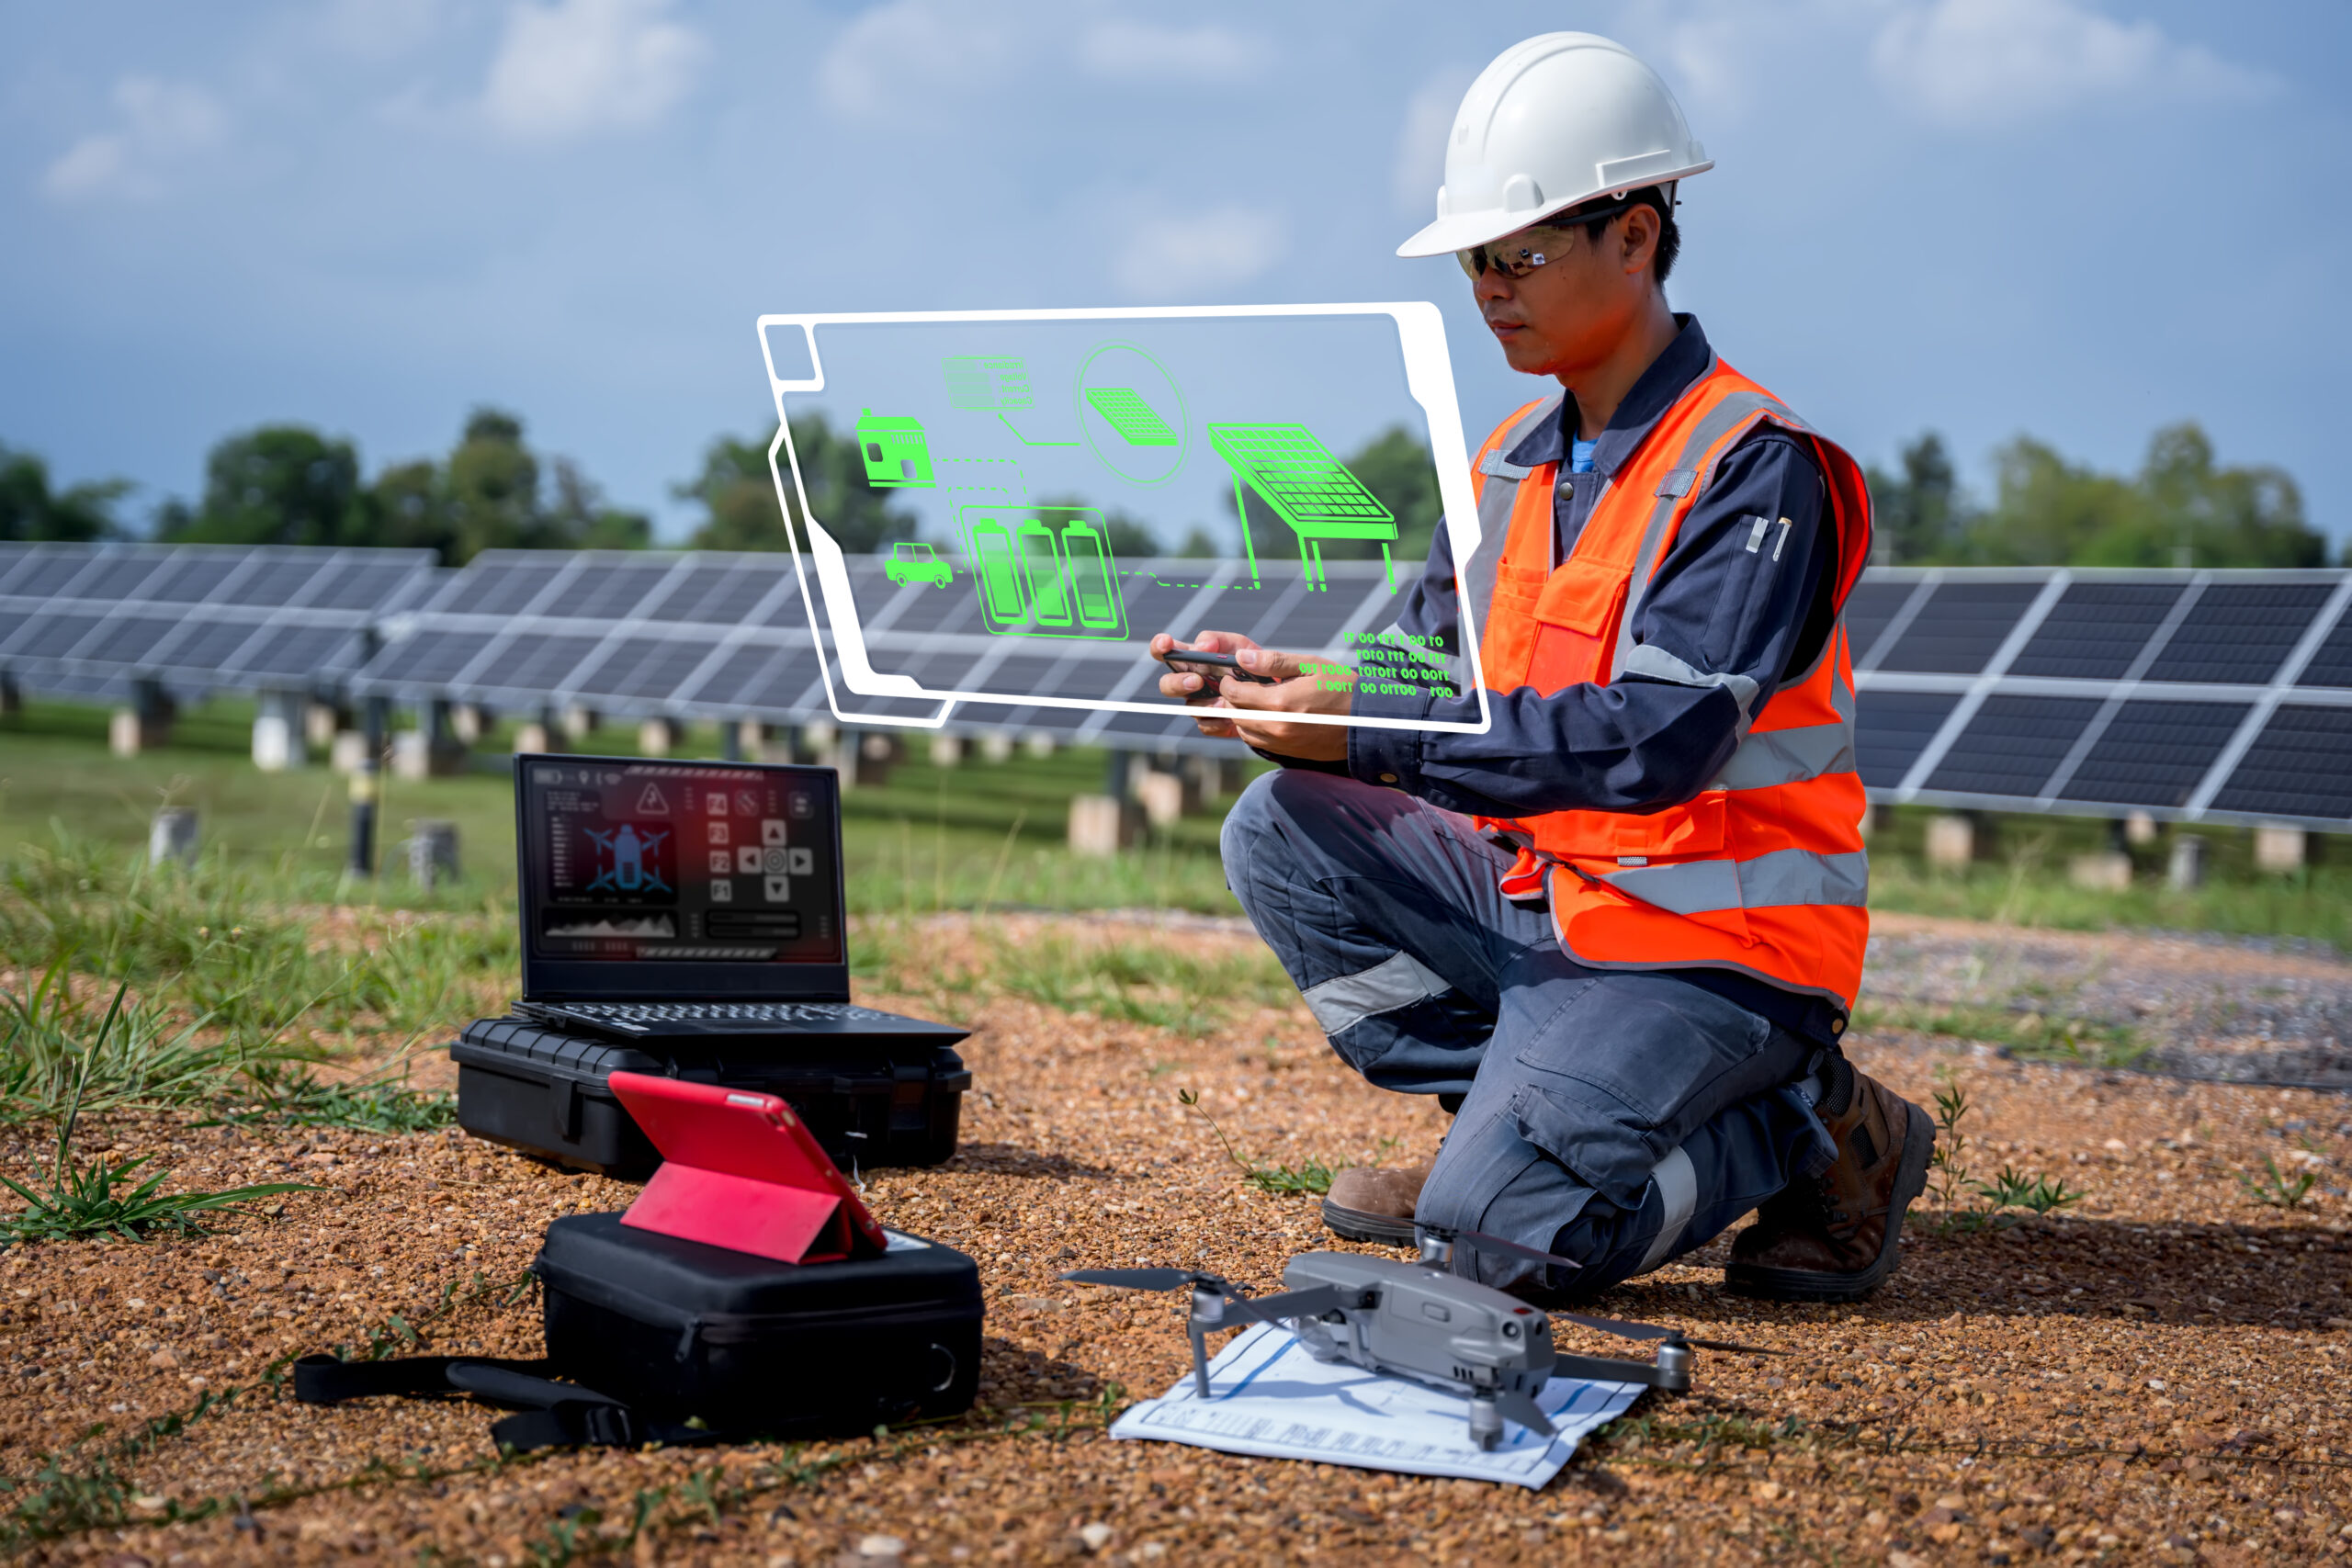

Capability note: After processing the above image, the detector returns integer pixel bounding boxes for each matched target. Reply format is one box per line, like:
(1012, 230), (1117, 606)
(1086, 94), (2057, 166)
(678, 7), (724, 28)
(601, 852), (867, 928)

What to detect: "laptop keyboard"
(555, 1001), (874, 1023)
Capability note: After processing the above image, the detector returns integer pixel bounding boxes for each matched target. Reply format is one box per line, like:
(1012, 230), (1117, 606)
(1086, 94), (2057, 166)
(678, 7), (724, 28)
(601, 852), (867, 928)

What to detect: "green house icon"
(856, 409), (934, 489)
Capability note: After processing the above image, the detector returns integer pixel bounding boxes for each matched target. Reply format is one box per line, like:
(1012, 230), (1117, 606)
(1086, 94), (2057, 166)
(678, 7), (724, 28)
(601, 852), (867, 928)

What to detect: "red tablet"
(608, 1073), (888, 1264)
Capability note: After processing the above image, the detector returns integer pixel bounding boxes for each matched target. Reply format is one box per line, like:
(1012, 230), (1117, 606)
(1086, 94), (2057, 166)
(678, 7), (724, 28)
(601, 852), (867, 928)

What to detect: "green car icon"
(884, 540), (954, 588)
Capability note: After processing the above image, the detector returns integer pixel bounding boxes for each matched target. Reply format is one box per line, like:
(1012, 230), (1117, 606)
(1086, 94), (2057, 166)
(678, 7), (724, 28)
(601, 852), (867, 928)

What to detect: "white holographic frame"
(755, 303), (1494, 735)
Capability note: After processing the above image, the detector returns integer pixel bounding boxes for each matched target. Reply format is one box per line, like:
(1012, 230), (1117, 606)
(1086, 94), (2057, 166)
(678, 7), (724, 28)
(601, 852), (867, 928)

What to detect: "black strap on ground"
(291, 1354), (727, 1451)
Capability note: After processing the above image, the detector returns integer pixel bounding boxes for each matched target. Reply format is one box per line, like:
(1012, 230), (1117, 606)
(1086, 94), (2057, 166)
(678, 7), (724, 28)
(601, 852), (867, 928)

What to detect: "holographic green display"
(855, 410), (934, 488)
(1081, 386), (1179, 446)
(956, 503), (1127, 639)
(1205, 423), (1397, 591)
(941, 356), (1033, 411)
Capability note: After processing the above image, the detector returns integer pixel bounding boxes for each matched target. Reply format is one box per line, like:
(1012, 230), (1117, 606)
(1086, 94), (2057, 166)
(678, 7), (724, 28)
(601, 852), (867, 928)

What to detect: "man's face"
(1472, 204), (1662, 380)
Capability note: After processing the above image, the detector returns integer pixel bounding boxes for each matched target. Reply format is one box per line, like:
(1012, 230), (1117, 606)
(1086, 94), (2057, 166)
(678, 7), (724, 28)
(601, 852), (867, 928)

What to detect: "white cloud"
(1870, 0), (2278, 129)
(1393, 64), (1474, 214)
(818, 0), (1013, 120)
(42, 76), (227, 202)
(1113, 206), (1283, 299)
(319, 0), (450, 61)
(1078, 21), (1268, 85)
(482, 0), (707, 142)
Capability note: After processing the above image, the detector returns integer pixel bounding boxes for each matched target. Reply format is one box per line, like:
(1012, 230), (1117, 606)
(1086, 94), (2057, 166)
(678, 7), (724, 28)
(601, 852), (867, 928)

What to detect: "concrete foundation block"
(110, 707), (170, 757)
(306, 703), (341, 750)
(979, 733), (1015, 763)
(330, 731), (368, 774)
(1023, 732), (1057, 758)
(1925, 814), (1974, 870)
(252, 712), (300, 773)
(929, 733), (964, 767)
(2167, 835), (2207, 891)
(560, 705), (600, 741)
(1068, 794), (1141, 857)
(2124, 810), (2158, 847)
(2255, 825), (2307, 874)
(2067, 852), (2132, 893)
(638, 717), (682, 758)
(406, 820), (461, 889)
(149, 808), (199, 867)
(1136, 769), (1198, 828)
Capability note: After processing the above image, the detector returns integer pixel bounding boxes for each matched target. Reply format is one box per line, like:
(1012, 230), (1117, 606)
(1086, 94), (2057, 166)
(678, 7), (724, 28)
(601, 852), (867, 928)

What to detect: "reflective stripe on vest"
(1464, 357), (1874, 1009)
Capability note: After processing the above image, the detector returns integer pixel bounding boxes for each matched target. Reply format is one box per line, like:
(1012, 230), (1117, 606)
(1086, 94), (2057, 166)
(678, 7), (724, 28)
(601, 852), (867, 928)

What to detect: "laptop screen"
(517, 756), (844, 974)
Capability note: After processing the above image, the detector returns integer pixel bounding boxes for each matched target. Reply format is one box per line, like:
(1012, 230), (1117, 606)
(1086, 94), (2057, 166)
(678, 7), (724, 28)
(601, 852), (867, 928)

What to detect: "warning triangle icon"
(636, 783), (672, 815)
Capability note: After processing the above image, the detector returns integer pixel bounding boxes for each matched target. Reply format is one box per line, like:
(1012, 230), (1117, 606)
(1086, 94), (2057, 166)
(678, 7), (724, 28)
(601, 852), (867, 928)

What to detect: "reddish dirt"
(1, 916), (2347, 1564)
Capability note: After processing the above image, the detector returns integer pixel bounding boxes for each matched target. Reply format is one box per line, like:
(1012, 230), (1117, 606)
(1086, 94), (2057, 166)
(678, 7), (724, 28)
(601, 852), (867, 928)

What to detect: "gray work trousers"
(1221, 769), (1837, 1294)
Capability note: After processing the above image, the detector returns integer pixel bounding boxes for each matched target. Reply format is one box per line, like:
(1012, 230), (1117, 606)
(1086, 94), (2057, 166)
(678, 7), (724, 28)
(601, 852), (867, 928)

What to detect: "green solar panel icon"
(1083, 387), (1179, 447)
(1206, 423), (1397, 591)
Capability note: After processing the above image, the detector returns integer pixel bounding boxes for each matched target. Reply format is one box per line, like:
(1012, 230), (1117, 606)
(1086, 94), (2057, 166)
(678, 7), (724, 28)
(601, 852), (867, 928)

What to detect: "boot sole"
(1319, 1198), (1418, 1247)
(1724, 1098), (1935, 1303)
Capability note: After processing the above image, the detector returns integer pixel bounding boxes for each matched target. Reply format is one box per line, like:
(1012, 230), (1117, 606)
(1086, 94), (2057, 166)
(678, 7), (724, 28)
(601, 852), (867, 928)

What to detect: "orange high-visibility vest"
(1465, 355), (1875, 1011)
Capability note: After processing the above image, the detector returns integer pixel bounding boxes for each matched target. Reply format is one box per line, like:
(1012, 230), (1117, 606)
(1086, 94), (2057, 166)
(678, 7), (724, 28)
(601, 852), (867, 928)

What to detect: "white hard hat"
(1396, 32), (1712, 259)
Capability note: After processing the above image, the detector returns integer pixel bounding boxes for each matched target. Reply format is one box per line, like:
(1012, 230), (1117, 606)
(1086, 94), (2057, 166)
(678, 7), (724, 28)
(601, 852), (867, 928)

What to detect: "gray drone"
(1065, 1228), (1774, 1450)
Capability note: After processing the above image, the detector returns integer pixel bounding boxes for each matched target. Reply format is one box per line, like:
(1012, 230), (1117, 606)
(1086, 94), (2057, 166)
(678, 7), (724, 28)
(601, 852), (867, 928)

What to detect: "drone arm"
(1551, 1348), (1691, 1393)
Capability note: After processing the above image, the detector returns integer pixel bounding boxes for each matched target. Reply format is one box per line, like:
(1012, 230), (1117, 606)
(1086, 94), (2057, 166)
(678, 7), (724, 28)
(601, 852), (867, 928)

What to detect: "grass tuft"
(0, 1041), (311, 1247)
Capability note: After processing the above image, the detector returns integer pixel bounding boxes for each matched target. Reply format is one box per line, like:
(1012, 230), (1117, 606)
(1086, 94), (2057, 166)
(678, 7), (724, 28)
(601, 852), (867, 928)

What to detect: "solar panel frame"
(0, 542), (435, 698)
(1860, 566), (2352, 829)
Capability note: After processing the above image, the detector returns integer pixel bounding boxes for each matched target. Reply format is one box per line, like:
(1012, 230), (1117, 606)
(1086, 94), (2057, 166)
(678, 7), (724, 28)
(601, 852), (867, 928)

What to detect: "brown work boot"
(1321, 1165), (1429, 1247)
(1724, 1057), (1932, 1302)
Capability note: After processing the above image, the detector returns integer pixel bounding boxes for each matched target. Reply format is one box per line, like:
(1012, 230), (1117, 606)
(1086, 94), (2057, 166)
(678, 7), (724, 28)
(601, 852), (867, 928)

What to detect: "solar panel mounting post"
(348, 695), (387, 878)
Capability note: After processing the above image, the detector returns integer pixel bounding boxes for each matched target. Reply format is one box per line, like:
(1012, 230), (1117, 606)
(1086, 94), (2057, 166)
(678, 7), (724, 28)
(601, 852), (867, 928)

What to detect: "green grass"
(0, 1042), (311, 1247)
(0, 697), (1251, 916)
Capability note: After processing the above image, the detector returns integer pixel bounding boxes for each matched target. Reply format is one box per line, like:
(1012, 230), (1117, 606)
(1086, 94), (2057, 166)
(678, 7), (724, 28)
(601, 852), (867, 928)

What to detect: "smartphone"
(1157, 648), (1279, 686)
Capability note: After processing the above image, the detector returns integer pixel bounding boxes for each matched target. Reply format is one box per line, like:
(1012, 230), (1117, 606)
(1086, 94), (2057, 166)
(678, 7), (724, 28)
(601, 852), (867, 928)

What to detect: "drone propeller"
(1061, 1267), (1239, 1295)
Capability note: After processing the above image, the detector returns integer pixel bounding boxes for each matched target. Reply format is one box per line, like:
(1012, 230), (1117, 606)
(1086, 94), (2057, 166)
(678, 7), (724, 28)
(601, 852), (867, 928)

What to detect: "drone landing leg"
(1190, 1324), (1212, 1398)
(1467, 1393), (1504, 1452)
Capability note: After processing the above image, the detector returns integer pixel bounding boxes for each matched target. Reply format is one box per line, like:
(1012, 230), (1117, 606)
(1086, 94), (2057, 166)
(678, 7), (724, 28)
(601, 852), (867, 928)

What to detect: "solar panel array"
(0, 542), (437, 699)
(1853, 568), (2352, 830)
(9, 544), (2352, 828)
(350, 548), (1413, 756)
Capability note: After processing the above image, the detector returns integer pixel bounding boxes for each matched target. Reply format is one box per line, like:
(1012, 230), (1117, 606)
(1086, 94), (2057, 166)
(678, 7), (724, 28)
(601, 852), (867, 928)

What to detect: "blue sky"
(5, 0), (2347, 546)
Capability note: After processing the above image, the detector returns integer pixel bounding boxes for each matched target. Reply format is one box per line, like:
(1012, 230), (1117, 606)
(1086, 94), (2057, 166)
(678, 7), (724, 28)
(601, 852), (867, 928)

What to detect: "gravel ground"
(1863, 913), (2352, 1091)
(2, 916), (2348, 1565)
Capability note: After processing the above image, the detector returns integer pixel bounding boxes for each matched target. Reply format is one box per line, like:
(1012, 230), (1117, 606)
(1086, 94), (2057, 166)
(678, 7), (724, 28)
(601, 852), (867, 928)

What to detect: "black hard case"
(452, 1015), (971, 1178)
(532, 1212), (982, 1434)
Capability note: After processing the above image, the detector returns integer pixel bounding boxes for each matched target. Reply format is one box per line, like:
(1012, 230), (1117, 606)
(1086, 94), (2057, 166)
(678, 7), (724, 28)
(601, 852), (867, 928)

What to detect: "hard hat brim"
(1393, 160), (1713, 260)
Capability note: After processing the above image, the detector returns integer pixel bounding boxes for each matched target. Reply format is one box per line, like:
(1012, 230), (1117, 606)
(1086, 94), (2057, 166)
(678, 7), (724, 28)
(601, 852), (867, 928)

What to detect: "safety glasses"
(1455, 197), (1637, 281)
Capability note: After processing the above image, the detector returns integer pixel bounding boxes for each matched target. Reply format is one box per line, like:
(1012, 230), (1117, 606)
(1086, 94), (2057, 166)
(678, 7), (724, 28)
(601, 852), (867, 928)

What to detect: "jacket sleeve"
(1342, 432), (1830, 818)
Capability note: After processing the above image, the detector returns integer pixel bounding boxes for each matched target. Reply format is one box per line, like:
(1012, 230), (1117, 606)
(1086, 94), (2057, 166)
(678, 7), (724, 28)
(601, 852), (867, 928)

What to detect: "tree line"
(1867, 422), (2327, 568)
(2, 411), (2328, 570)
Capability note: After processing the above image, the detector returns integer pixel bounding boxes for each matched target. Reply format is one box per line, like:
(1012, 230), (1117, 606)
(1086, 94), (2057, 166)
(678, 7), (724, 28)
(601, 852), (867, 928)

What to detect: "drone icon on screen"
(584, 824), (671, 894)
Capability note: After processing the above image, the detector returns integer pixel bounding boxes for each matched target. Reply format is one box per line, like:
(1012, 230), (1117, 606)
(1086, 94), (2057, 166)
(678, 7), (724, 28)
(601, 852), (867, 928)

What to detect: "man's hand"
(1149, 630), (1351, 761)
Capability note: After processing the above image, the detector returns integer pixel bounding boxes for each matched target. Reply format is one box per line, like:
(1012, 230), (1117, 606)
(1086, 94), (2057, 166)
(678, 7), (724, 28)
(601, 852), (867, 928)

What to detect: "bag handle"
(291, 1354), (724, 1451)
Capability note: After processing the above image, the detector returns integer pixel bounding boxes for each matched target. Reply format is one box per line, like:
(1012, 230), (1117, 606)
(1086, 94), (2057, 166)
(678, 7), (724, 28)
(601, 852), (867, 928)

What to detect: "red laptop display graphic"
(607, 1074), (888, 1263)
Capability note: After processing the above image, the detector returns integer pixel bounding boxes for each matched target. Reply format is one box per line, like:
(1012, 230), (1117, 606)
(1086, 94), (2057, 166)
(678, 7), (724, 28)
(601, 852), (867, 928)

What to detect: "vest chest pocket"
(1481, 561), (1552, 692)
(1532, 557), (1629, 635)
(1521, 558), (1631, 695)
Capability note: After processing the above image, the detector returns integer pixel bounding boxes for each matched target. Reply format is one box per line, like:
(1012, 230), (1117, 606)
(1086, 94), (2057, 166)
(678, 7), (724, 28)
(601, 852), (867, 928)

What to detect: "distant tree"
(1864, 433), (1969, 564)
(1860, 422), (2320, 570)
(0, 445), (129, 541)
(338, 410), (647, 563)
(1173, 525), (1219, 558)
(548, 457), (652, 551)
(164, 425), (363, 547)
(681, 415), (916, 554)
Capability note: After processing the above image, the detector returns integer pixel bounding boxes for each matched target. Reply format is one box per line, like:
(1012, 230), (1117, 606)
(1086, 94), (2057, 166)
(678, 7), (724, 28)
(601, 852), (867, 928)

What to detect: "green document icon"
(856, 409), (934, 488)
(941, 356), (1035, 412)
(1206, 423), (1396, 591)
(1082, 386), (1179, 446)
(957, 504), (1127, 639)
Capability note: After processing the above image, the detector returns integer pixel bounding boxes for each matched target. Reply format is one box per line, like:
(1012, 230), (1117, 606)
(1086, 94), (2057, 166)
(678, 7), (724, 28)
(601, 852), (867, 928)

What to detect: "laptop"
(510, 753), (964, 1046)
